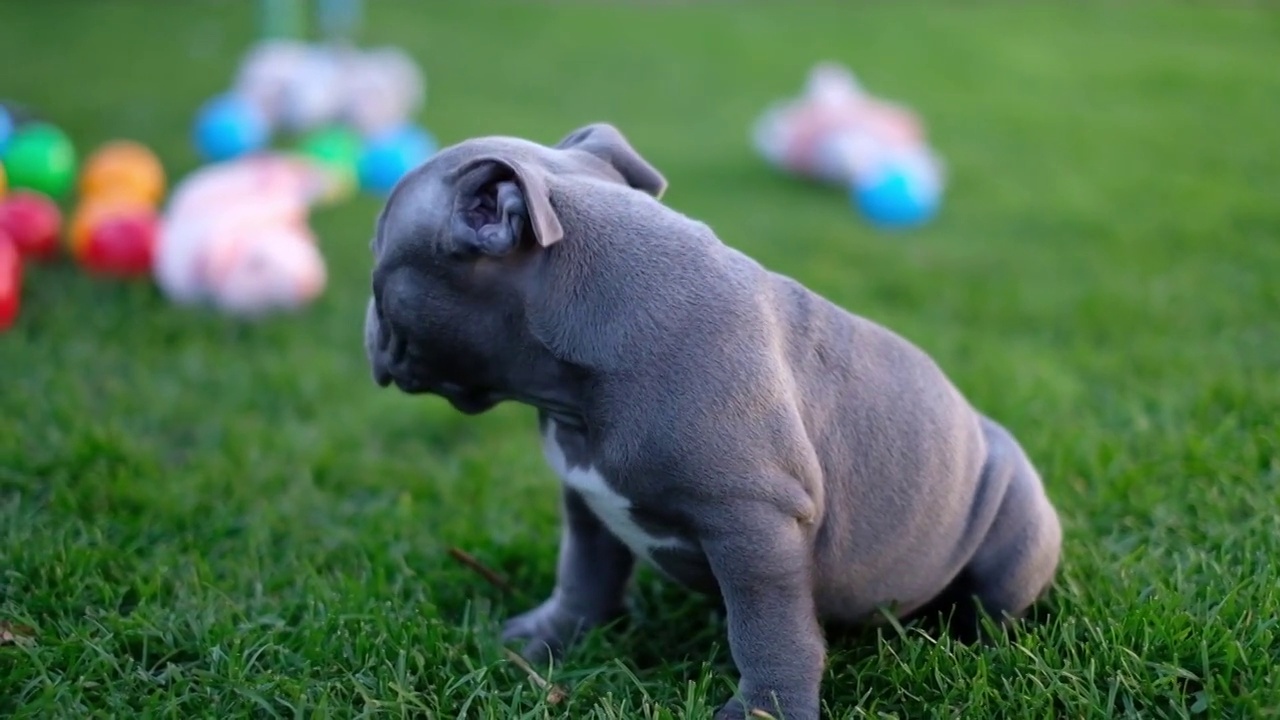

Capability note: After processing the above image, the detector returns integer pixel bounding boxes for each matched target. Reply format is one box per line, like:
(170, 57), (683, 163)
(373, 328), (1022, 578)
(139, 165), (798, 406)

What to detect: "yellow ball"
(79, 140), (166, 207)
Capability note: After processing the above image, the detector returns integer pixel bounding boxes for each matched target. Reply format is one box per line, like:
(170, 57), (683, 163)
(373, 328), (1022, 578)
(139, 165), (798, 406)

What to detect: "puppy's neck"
(502, 342), (591, 431)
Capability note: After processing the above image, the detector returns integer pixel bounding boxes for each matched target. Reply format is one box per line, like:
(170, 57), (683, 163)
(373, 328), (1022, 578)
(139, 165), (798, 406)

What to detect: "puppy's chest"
(540, 421), (692, 564)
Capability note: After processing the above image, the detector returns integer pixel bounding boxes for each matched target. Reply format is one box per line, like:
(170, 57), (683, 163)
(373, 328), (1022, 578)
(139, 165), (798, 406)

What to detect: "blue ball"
(193, 94), (269, 162)
(358, 124), (437, 195)
(852, 164), (942, 229)
(0, 107), (13, 155)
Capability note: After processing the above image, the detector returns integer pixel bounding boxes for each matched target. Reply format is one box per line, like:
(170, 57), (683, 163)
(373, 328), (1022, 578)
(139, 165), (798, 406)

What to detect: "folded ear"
(556, 122), (668, 199)
(451, 155), (564, 254)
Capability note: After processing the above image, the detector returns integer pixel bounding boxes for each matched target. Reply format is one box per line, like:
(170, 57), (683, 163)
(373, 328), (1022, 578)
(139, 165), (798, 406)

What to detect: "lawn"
(1, 1), (1278, 718)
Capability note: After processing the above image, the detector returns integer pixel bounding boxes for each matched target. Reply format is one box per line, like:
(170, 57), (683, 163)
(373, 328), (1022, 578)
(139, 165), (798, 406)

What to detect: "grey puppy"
(364, 122), (1063, 720)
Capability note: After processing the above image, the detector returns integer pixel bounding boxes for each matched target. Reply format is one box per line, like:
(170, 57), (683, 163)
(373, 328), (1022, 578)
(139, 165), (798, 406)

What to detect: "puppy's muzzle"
(366, 298), (398, 389)
(366, 273), (418, 391)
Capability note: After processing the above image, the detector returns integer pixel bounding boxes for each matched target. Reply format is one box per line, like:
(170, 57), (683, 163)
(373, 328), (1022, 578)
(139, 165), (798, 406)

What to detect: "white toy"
(231, 40), (425, 140)
(233, 39), (313, 129)
(754, 62), (932, 184)
(154, 154), (332, 316)
(340, 46), (426, 138)
(279, 45), (351, 133)
(752, 61), (947, 227)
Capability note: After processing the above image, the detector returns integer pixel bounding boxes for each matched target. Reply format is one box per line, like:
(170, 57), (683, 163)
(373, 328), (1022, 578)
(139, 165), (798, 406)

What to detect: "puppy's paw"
(500, 597), (595, 666)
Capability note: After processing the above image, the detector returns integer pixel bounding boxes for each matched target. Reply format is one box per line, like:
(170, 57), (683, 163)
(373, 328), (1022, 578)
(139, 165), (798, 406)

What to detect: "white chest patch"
(540, 421), (686, 563)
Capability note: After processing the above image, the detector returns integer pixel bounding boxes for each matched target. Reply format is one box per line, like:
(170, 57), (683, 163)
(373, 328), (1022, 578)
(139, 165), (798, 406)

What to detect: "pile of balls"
(0, 103), (166, 331)
(192, 39), (435, 199)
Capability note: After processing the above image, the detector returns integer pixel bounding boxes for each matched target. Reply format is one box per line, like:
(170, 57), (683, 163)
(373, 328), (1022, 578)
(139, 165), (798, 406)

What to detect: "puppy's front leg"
(502, 488), (635, 664)
(705, 501), (825, 720)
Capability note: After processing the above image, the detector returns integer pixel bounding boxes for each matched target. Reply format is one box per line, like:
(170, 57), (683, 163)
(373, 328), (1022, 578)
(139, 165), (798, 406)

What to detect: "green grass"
(1, 1), (1278, 717)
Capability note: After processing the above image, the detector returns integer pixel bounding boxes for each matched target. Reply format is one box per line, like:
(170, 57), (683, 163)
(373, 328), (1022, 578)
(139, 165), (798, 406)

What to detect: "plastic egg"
(79, 140), (167, 207)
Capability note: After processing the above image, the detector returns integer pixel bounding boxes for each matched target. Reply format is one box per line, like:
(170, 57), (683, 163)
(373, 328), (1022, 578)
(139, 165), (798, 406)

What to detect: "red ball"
(0, 190), (62, 261)
(79, 209), (158, 277)
(0, 232), (21, 331)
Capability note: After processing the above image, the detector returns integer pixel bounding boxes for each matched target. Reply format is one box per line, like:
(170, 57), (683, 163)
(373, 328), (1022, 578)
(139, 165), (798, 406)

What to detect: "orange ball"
(68, 196), (151, 258)
(78, 140), (166, 207)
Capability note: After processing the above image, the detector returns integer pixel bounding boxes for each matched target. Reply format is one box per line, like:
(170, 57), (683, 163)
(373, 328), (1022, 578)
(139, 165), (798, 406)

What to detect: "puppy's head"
(364, 122), (665, 413)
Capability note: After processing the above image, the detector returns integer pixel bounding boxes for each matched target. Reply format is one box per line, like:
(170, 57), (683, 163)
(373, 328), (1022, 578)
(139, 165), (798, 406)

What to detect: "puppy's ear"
(556, 122), (668, 199)
(451, 155), (564, 254)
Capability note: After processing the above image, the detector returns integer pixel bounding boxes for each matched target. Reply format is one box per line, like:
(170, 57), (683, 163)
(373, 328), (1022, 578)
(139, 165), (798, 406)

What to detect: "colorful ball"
(79, 209), (159, 277)
(297, 125), (362, 202)
(2, 122), (77, 199)
(0, 161), (7, 198)
(0, 107), (13, 155)
(80, 140), (167, 207)
(851, 160), (943, 229)
(0, 231), (20, 331)
(357, 124), (436, 195)
(0, 190), (63, 260)
(68, 196), (151, 257)
(193, 94), (270, 162)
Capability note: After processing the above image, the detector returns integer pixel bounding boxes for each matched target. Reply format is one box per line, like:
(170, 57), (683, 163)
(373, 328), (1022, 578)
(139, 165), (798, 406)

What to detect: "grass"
(1, 1), (1278, 717)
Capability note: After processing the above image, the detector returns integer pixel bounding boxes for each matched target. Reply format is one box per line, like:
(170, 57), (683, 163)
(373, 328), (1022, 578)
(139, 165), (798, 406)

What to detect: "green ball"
(296, 126), (363, 204)
(299, 127), (362, 172)
(2, 122), (77, 198)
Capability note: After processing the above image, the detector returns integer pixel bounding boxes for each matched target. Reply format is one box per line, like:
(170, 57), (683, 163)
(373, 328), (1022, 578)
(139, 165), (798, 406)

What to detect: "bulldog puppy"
(363, 122), (1063, 720)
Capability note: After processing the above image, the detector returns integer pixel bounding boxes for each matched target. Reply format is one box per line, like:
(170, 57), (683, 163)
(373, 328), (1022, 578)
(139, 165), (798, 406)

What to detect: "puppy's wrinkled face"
(364, 123), (667, 414)
(363, 138), (546, 414)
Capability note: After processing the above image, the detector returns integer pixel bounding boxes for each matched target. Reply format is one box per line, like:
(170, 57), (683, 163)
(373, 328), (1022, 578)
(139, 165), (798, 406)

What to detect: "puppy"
(364, 122), (1063, 720)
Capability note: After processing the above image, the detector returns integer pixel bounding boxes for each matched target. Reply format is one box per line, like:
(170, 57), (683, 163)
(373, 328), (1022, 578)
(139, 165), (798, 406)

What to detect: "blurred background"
(0, 1), (1277, 717)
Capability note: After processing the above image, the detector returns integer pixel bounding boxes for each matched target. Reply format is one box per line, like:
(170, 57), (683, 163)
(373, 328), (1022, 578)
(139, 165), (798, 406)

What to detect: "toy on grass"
(2, 122), (78, 199)
(278, 45), (351, 134)
(193, 93), (271, 162)
(0, 101), (41, 155)
(340, 46), (425, 138)
(234, 39), (314, 131)
(752, 62), (946, 229)
(242, 0), (367, 132)
(358, 122), (436, 195)
(80, 208), (160, 278)
(154, 153), (332, 316)
(851, 150), (943, 229)
(0, 190), (63, 260)
(194, 0), (430, 198)
(79, 140), (167, 207)
(66, 140), (168, 277)
(67, 196), (159, 277)
(0, 231), (19, 331)
(230, 40), (425, 140)
(0, 107), (12, 155)
(296, 124), (362, 202)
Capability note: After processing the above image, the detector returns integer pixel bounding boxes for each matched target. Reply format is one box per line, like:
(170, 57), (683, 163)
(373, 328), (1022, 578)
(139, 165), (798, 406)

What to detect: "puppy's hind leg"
(918, 419), (1063, 643)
